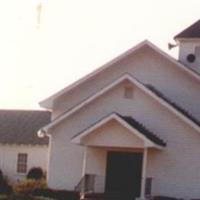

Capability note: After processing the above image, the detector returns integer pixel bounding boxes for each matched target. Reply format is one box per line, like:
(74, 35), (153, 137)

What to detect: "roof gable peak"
(71, 112), (166, 149)
(40, 39), (200, 110)
(39, 40), (154, 109)
(39, 74), (200, 136)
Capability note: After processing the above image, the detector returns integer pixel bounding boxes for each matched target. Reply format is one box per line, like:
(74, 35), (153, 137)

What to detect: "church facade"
(39, 20), (200, 200)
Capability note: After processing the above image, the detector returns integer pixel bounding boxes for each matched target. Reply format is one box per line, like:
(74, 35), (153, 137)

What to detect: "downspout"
(37, 128), (51, 185)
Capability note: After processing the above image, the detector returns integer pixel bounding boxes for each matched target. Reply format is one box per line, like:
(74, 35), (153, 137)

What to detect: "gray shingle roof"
(174, 20), (200, 39)
(145, 84), (200, 127)
(0, 110), (51, 145)
(118, 114), (166, 147)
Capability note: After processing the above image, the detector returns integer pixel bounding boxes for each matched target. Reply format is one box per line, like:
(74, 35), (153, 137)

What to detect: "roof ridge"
(145, 84), (200, 127)
(40, 40), (150, 109)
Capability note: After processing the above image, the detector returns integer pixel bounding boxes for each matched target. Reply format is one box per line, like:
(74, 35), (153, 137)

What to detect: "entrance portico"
(72, 113), (166, 199)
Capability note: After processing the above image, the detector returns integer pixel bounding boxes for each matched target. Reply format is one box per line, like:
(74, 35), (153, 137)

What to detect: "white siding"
(82, 119), (144, 148)
(52, 46), (200, 120)
(84, 147), (107, 193)
(48, 80), (200, 199)
(46, 43), (200, 199)
(178, 40), (200, 73)
(0, 144), (48, 183)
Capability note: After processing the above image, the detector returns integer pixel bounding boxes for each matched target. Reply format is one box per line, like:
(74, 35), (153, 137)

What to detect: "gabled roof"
(119, 115), (166, 147)
(39, 40), (200, 109)
(0, 110), (51, 145)
(39, 74), (200, 135)
(174, 20), (200, 39)
(71, 113), (166, 149)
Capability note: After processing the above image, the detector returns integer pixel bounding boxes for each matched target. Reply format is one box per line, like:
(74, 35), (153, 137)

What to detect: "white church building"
(39, 20), (200, 200)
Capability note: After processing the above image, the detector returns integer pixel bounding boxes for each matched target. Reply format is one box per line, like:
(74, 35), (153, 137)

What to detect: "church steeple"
(174, 20), (200, 73)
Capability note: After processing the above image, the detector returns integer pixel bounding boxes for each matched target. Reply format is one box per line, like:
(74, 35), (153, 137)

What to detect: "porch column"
(80, 147), (87, 199)
(82, 147), (87, 176)
(140, 147), (148, 199)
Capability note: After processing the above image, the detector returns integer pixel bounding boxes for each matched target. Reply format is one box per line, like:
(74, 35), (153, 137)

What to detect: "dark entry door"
(105, 152), (143, 200)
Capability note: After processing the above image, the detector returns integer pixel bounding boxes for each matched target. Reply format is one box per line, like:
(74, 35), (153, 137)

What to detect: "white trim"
(82, 147), (87, 177)
(140, 147), (148, 198)
(41, 74), (133, 132)
(39, 74), (200, 135)
(176, 38), (200, 43)
(71, 113), (164, 149)
(80, 148), (87, 198)
(46, 135), (52, 184)
(40, 40), (200, 109)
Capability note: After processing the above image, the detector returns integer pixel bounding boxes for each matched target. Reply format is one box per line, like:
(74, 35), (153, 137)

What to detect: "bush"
(0, 195), (8, 200)
(32, 189), (79, 200)
(14, 179), (46, 196)
(0, 170), (12, 195)
(27, 168), (44, 180)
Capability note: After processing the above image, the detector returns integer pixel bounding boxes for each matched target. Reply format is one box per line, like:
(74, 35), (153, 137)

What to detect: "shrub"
(14, 179), (46, 196)
(32, 189), (80, 200)
(27, 168), (44, 180)
(0, 195), (8, 200)
(0, 170), (12, 195)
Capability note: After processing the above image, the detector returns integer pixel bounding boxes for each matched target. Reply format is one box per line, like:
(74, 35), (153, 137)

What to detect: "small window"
(17, 153), (28, 174)
(124, 86), (133, 99)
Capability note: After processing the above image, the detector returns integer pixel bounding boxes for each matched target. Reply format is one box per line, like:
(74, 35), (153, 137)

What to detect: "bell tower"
(174, 20), (200, 73)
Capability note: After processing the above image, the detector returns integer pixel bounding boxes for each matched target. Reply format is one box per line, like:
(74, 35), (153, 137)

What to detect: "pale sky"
(0, 0), (199, 110)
